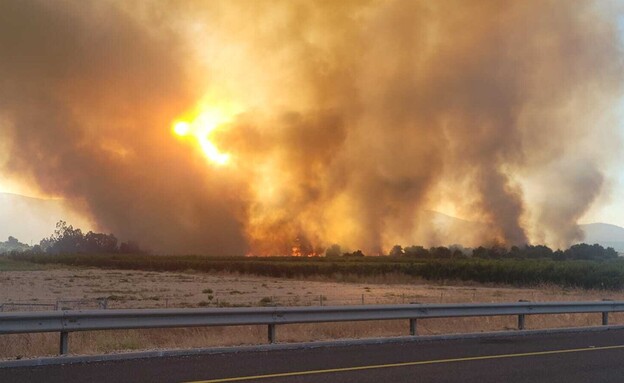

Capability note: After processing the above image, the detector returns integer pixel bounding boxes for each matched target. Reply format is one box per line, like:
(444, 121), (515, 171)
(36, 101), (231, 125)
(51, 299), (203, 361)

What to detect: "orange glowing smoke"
(162, 1), (622, 256)
(2, 1), (619, 256)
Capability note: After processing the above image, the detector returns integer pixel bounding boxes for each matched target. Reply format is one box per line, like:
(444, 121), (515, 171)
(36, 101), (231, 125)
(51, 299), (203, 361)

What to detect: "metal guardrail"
(1, 301), (622, 355)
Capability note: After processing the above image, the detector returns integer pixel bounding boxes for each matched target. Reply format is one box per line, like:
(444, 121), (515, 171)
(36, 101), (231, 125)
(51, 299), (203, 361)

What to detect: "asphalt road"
(3, 329), (624, 383)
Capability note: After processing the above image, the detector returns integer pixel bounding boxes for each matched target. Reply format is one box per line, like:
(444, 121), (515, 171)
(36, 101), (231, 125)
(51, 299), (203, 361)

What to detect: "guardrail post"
(59, 331), (69, 355)
(409, 319), (417, 335)
(517, 299), (529, 330)
(268, 324), (276, 343)
(602, 299), (611, 326)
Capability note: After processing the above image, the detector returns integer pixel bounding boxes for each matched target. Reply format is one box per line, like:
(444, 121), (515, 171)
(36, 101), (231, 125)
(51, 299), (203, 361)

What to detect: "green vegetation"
(5, 220), (621, 291)
(0, 256), (46, 271)
(9, 251), (624, 290)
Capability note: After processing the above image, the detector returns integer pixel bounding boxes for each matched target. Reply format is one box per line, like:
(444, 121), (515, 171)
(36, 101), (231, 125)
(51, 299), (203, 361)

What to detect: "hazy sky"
(0, 0), (623, 253)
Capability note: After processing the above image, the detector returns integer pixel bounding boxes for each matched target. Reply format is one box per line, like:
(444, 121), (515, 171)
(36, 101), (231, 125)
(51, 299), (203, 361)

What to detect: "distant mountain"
(579, 223), (624, 252)
(420, 210), (490, 246)
(0, 192), (91, 245)
(423, 210), (624, 252)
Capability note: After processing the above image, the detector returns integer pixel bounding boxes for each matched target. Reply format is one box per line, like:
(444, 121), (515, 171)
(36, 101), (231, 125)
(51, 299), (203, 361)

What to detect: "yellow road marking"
(184, 344), (624, 383)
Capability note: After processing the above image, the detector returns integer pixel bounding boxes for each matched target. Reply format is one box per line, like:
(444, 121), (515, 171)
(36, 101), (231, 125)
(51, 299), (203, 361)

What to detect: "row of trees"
(325, 243), (619, 261)
(41, 221), (144, 254)
(471, 243), (619, 261)
(3, 221), (619, 260)
(0, 236), (30, 253)
(2, 221), (144, 255)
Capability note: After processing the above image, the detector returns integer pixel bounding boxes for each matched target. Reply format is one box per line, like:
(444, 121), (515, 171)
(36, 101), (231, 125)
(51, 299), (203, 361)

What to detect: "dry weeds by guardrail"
(1, 300), (622, 357)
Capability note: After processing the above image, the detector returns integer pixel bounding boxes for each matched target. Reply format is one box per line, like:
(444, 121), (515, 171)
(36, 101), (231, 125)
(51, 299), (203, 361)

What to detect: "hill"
(423, 211), (624, 251)
(579, 223), (624, 252)
(0, 193), (90, 244)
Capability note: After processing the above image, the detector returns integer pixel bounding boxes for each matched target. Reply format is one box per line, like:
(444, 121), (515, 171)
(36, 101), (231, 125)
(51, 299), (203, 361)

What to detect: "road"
(3, 329), (624, 382)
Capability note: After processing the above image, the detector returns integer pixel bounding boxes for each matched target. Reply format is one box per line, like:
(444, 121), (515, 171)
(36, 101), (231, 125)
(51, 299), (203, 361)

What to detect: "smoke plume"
(0, 0), (622, 254)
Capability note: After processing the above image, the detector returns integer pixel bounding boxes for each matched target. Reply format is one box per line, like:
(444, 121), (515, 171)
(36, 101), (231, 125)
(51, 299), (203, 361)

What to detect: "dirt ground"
(2, 263), (624, 359)
(2, 266), (623, 309)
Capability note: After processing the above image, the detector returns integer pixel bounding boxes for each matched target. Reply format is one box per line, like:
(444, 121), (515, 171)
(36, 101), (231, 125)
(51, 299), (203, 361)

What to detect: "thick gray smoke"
(0, 0), (622, 254)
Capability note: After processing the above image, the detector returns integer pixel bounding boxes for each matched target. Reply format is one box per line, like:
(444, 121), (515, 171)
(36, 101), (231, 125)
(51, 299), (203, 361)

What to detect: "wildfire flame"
(290, 237), (318, 257)
(172, 107), (232, 166)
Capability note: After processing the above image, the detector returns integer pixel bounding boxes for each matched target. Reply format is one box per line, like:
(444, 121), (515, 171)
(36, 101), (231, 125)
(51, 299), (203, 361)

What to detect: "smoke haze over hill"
(0, 193), (91, 245)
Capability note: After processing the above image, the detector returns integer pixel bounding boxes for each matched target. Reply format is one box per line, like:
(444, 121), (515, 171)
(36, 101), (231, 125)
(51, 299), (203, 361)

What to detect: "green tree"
(325, 244), (342, 257)
(389, 245), (403, 257)
(404, 245), (429, 258)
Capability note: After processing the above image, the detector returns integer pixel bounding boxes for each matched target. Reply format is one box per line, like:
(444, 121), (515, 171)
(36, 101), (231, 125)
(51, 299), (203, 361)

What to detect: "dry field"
(2, 259), (624, 360)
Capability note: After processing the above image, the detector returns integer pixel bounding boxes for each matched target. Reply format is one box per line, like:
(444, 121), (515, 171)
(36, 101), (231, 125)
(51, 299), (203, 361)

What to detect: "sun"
(173, 122), (191, 136)
(172, 106), (233, 166)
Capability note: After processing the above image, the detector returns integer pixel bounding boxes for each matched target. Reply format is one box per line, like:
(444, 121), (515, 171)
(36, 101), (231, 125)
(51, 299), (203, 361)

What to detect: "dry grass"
(2, 266), (624, 360)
